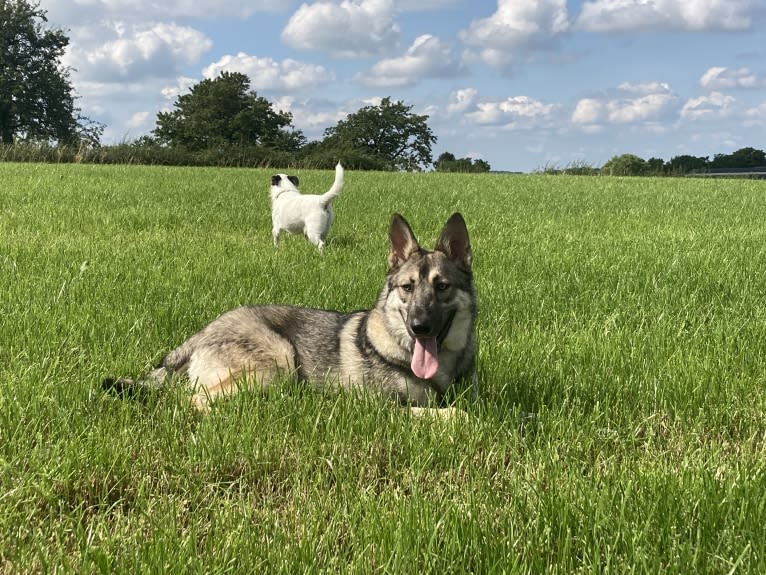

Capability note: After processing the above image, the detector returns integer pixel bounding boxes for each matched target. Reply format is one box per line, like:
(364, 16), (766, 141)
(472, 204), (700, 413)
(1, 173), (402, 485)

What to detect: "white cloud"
(64, 22), (211, 82)
(576, 0), (755, 33)
(607, 93), (675, 123)
(578, 124), (604, 134)
(680, 92), (736, 120)
(393, 0), (459, 10)
(356, 35), (458, 87)
(361, 96), (385, 107)
(272, 96), (297, 116)
(127, 111), (151, 129)
(617, 81), (672, 95)
(466, 96), (558, 128)
(70, 79), (147, 100)
(160, 77), (197, 101)
(699, 67), (764, 89)
(63, 77), (173, 142)
(640, 122), (671, 135)
(572, 81), (676, 128)
(447, 89), (478, 115)
(203, 53), (335, 91)
(281, 0), (399, 58)
(43, 0), (291, 24)
(572, 98), (604, 124)
(272, 96), (348, 137)
(743, 101), (766, 127)
(459, 0), (570, 70)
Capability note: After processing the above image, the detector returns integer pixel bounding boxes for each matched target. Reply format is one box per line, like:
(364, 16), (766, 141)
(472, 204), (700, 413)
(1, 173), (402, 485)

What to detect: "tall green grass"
(1, 163), (765, 573)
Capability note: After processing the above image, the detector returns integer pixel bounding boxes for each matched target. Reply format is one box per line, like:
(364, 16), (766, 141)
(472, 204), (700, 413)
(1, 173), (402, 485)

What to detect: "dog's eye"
(435, 281), (450, 291)
(401, 283), (414, 293)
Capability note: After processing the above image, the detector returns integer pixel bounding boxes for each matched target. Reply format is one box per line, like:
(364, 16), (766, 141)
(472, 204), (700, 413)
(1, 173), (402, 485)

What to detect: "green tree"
(473, 159), (491, 172)
(667, 154), (709, 175)
(647, 157), (666, 175)
(710, 147), (766, 169)
(601, 154), (649, 176)
(0, 0), (100, 145)
(322, 97), (436, 171)
(434, 151), (456, 166)
(434, 151), (491, 173)
(153, 72), (304, 151)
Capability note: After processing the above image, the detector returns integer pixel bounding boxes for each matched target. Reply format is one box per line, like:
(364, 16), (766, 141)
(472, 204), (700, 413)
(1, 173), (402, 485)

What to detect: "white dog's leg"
(306, 231), (325, 251)
(272, 228), (281, 247)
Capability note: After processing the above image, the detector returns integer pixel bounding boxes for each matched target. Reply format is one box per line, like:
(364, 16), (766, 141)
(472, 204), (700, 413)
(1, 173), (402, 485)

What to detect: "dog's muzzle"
(407, 309), (456, 345)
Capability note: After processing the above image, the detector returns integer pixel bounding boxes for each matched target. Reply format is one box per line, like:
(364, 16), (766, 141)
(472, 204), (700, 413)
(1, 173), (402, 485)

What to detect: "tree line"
(143, 72), (439, 171)
(539, 149), (766, 177)
(2, 1), (451, 171)
(597, 148), (766, 177)
(1, 1), (762, 175)
(3, 0), (483, 172)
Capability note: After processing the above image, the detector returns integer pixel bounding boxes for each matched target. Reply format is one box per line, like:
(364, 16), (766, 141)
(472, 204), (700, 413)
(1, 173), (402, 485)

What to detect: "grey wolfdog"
(103, 212), (477, 413)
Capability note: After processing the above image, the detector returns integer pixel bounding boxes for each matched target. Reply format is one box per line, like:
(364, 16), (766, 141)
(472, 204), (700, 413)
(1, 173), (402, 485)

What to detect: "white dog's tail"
(319, 162), (344, 207)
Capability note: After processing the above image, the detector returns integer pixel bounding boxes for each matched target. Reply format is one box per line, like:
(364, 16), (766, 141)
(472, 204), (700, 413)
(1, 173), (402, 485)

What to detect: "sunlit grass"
(1, 163), (765, 573)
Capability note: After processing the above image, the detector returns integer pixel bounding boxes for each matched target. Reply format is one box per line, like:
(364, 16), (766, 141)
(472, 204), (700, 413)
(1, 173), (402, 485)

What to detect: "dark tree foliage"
(601, 154), (649, 176)
(472, 159), (491, 172)
(322, 97), (436, 171)
(0, 0), (100, 145)
(710, 147), (766, 169)
(647, 157), (666, 175)
(434, 152), (491, 173)
(666, 154), (710, 174)
(602, 148), (766, 176)
(153, 71), (304, 151)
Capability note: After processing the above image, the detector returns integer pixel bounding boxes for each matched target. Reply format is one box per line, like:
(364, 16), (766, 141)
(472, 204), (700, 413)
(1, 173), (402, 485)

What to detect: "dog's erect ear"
(388, 213), (420, 269)
(435, 213), (472, 269)
(288, 175), (299, 187)
(271, 175), (281, 186)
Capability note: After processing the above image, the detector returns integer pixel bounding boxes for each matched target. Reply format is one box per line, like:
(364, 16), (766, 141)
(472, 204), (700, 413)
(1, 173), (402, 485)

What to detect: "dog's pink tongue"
(411, 337), (439, 379)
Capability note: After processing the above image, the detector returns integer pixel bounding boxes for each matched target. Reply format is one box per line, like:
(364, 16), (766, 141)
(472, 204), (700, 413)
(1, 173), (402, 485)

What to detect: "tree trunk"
(0, 104), (14, 144)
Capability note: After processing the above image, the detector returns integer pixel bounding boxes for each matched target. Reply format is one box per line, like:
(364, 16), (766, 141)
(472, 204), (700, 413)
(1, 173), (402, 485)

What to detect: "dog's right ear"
(388, 213), (420, 269)
(288, 175), (299, 187)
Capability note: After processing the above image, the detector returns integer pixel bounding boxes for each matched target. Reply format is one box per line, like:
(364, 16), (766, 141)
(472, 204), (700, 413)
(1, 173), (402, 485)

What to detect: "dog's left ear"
(288, 175), (299, 187)
(436, 213), (472, 269)
(388, 213), (421, 269)
(271, 175), (281, 186)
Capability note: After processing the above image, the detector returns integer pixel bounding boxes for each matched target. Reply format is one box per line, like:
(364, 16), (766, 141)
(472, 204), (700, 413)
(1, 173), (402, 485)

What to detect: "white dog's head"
(271, 173), (298, 189)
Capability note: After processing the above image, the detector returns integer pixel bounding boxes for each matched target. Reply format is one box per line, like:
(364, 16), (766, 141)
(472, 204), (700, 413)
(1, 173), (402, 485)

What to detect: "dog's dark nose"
(410, 318), (432, 336)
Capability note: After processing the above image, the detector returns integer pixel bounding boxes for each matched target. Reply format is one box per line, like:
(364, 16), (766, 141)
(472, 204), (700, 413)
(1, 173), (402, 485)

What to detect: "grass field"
(1, 162), (766, 573)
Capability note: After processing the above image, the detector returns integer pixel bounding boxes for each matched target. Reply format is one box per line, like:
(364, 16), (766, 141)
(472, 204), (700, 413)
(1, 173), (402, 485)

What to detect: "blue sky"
(41, 0), (766, 172)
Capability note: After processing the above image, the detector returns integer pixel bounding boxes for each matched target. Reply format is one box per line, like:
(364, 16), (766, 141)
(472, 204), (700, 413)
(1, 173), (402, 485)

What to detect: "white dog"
(270, 162), (344, 250)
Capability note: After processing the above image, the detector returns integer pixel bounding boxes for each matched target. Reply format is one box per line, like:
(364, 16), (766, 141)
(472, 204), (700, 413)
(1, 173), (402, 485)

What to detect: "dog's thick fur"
(103, 213), (477, 413)
(271, 162), (344, 250)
